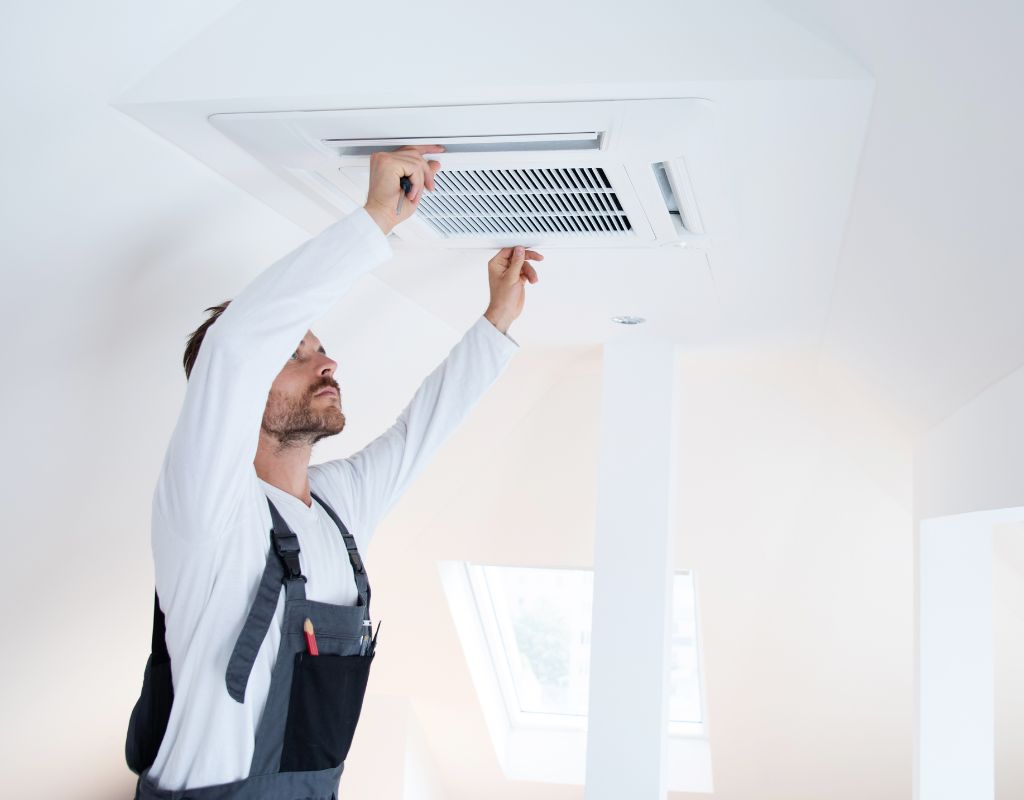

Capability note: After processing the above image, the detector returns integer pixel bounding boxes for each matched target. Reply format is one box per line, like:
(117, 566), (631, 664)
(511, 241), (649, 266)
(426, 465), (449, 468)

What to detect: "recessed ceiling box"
(209, 99), (731, 249)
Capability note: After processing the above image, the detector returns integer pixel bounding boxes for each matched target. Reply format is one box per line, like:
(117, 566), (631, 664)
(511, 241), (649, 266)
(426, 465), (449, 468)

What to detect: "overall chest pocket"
(279, 650), (375, 772)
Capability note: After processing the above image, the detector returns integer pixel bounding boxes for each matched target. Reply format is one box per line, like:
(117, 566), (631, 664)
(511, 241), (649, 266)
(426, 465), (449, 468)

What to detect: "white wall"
(0, 5), (468, 797)
(915, 363), (1024, 521)
(914, 364), (1024, 800)
(917, 512), (997, 800)
(994, 524), (1024, 800)
(372, 345), (916, 800)
(0, 4), (308, 798)
(670, 350), (914, 800)
(342, 694), (446, 800)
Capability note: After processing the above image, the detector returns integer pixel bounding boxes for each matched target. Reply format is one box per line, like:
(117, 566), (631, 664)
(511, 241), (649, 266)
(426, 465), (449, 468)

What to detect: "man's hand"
(363, 145), (444, 235)
(484, 246), (542, 334)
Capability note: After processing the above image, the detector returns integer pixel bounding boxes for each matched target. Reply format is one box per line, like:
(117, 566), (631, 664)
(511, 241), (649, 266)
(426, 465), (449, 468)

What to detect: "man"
(127, 145), (542, 798)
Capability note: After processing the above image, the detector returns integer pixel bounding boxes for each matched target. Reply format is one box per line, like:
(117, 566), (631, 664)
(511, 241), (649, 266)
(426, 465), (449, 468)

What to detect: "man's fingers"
(395, 144), (446, 156)
(411, 160), (433, 198)
(424, 159), (441, 192)
(491, 247), (542, 260)
(488, 248), (512, 271)
(522, 262), (539, 283)
(489, 247), (543, 274)
(410, 157), (441, 199)
(365, 146), (446, 222)
(401, 159), (432, 201)
(506, 246), (526, 281)
(408, 167), (425, 201)
(387, 148), (445, 201)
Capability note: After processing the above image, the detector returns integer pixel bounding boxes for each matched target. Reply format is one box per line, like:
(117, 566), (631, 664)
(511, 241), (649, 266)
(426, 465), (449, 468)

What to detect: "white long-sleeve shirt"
(147, 208), (519, 790)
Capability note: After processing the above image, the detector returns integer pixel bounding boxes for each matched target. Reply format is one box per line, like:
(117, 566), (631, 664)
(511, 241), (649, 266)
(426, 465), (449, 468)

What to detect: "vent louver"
(417, 167), (634, 238)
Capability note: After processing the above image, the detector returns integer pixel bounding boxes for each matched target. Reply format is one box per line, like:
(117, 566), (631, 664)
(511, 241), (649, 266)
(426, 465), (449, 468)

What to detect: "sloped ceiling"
(770, 0), (1024, 430)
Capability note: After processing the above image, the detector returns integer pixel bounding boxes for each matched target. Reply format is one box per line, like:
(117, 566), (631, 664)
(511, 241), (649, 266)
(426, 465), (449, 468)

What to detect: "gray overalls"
(127, 493), (376, 800)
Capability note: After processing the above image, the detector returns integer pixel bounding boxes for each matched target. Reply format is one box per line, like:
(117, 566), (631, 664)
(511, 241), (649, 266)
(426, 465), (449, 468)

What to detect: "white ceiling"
(111, 0), (1024, 431)
(116, 0), (873, 356)
(2, 1), (1022, 798)
(771, 0), (1024, 430)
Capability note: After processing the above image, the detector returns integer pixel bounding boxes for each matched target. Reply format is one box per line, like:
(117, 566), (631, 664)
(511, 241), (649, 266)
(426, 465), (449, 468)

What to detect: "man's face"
(261, 330), (344, 447)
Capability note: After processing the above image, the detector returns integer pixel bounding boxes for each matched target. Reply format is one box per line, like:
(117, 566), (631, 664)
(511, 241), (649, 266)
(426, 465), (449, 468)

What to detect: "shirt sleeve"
(309, 315), (519, 548)
(154, 208), (393, 543)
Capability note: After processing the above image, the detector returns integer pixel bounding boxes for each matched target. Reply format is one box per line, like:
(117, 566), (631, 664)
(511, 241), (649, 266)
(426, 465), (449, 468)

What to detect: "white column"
(585, 331), (677, 800)
(917, 514), (994, 800)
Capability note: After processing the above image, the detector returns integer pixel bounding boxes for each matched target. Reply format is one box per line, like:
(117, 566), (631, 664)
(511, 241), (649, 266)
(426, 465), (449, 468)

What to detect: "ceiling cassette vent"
(210, 99), (729, 249)
(420, 166), (632, 238)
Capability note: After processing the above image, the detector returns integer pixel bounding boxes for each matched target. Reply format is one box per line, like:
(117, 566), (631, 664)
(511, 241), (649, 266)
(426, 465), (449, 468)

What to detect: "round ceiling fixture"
(611, 315), (646, 325)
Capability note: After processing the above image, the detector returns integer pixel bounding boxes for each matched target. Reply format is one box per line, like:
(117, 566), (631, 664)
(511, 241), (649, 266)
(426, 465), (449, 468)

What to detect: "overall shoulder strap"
(311, 492), (371, 616)
(225, 498), (307, 703)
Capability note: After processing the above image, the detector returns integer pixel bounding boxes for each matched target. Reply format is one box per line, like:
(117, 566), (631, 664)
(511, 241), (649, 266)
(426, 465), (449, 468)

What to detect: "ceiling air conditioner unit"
(210, 99), (726, 249)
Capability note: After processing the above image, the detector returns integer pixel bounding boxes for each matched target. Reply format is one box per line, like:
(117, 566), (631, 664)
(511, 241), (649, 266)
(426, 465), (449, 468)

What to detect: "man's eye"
(289, 351), (299, 361)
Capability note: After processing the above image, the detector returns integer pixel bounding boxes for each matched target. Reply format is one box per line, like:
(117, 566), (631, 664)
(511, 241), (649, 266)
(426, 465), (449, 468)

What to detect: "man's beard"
(261, 377), (346, 449)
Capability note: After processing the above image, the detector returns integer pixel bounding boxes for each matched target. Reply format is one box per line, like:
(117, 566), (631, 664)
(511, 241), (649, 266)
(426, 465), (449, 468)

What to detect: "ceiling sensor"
(612, 316), (647, 325)
(208, 99), (728, 250)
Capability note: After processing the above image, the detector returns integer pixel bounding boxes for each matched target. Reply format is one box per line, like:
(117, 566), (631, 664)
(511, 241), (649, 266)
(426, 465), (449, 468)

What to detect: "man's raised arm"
(311, 246), (542, 543)
(154, 147), (444, 542)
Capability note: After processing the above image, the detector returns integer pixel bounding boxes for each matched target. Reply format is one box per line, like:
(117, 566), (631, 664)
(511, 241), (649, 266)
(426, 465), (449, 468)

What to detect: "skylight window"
(440, 561), (712, 788)
(478, 566), (592, 718)
(464, 564), (704, 730)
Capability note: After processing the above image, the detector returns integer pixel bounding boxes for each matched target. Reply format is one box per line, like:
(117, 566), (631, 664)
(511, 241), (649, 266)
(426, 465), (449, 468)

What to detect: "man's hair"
(183, 300), (231, 380)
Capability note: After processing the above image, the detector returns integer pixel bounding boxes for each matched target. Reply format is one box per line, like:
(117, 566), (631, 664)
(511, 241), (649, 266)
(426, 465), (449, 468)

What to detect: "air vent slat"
(461, 187), (492, 232)
(562, 188), (582, 216)
(522, 191), (542, 215)
(430, 214), (453, 236)
(417, 166), (634, 238)
(579, 185), (600, 215)
(479, 170), (502, 194)
(493, 170), (515, 193)
(538, 192), (556, 217)
(561, 189), (582, 215)
(482, 188), (507, 220)
(574, 186), (592, 214)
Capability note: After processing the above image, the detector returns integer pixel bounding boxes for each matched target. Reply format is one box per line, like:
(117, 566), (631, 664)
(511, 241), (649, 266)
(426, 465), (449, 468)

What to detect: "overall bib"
(128, 493), (376, 800)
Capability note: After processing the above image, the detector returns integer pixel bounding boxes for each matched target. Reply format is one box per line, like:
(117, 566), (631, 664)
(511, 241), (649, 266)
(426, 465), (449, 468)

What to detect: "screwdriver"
(396, 175), (413, 216)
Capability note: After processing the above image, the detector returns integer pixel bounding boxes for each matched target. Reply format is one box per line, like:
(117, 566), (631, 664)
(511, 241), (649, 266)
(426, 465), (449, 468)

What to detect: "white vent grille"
(207, 100), (720, 248)
(417, 167), (634, 238)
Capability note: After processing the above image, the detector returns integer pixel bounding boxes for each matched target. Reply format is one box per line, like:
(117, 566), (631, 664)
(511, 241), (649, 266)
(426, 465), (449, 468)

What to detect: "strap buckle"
(273, 531), (300, 556)
(272, 532), (305, 581)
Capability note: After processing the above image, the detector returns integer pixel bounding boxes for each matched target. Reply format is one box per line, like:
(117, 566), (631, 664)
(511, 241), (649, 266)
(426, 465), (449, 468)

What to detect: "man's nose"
(317, 354), (337, 377)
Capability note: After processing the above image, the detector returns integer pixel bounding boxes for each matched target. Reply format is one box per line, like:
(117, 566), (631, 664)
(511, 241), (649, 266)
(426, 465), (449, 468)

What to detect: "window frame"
(461, 562), (708, 738)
